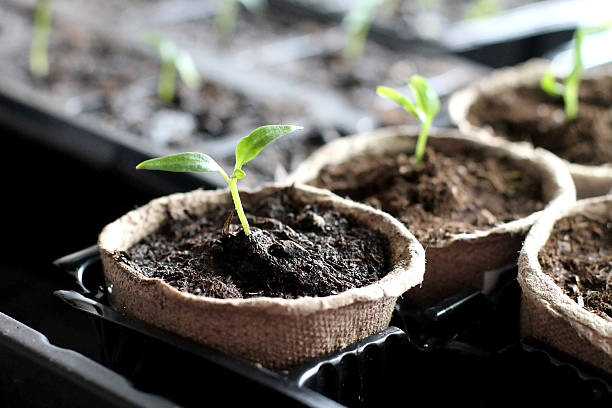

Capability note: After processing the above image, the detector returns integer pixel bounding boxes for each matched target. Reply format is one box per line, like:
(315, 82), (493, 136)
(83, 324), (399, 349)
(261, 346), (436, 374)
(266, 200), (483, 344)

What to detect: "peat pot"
(290, 126), (575, 306)
(98, 184), (425, 369)
(519, 195), (612, 375)
(449, 59), (612, 199)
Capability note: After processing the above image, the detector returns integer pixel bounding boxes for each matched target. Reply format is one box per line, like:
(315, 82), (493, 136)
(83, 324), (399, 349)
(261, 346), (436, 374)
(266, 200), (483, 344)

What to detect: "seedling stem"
(30, 0), (51, 78)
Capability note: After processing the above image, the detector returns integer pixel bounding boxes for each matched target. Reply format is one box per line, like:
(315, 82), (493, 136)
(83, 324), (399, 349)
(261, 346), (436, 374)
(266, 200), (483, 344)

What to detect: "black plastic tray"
(51, 246), (612, 407)
(273, 0), (585, 68)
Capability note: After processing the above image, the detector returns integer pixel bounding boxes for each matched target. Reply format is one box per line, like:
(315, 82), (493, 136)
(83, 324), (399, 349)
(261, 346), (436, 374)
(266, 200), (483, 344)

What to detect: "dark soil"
(311, 147), (544, 245)
(467, 81), (612, 165)
(118, 189), (390, 299)
(538, 214), (612, 319)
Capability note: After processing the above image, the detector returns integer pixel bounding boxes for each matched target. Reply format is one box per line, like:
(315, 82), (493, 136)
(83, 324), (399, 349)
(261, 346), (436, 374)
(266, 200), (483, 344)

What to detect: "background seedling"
(540, 22), (612, 121)
(377, 75), (440, 167)
(142, 32), (202, 103)
(29, 0), (51, 78)
(215, 0), (267, 36)
(136, 125), (302, 235)
(464, 0), (501, 20)
(342, 0), (383, 62)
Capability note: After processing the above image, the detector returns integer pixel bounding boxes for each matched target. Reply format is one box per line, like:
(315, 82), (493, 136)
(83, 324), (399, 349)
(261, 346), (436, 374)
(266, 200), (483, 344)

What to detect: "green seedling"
(540, 23), (612, 121)
(342, 0), (383, 62)
(215, 0), (267, 36)
(136, 125), (302, 235)
(142, 32), (202, 103)
(377, 75), (440, 166)
(29, 0), (52, 78)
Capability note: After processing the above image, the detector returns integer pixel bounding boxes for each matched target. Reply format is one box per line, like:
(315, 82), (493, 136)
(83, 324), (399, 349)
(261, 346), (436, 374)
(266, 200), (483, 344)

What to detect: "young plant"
(215, 0), (267, 36)
(342, 0), (383, 62)
(540, 23), (612, 121)
(377, 75), (440, 166)
(136, 124), (302, 235)
(29, 0), (52, 78)
(142, 32), (202, 103)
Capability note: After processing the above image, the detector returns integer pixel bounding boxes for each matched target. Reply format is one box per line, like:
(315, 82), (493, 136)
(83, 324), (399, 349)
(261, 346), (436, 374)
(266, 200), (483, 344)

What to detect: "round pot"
(449, 58), (612, 199)
(289, 126), (575, 306)
(98, 184), (425, 369)
(518, 195), (612, 374)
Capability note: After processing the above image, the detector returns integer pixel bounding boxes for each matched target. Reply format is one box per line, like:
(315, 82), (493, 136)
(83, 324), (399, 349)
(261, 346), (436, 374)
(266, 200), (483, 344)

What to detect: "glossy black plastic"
(53, 247), (612, 407)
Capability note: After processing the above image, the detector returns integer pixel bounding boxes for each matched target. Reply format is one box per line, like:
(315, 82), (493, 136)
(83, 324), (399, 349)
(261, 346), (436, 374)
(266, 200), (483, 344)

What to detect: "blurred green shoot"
(215, 0), (267, 36)
(343, 0), (383, 63)
(142, 32), (202, 103)
(30, 0), (52, 78)
(540, 22), (612, 121)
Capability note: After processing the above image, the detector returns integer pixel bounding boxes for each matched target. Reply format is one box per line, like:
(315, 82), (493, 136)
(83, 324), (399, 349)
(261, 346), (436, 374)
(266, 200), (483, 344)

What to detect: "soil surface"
(118, 189), (390, 299)
(539, 214), (612, 319)
(311, 147), (544, 245)
(467, 81), (612, 165)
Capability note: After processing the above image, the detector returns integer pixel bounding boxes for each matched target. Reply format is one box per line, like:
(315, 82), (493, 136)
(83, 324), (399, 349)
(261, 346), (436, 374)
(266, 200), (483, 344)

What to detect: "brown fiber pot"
(289, 126), (576, 306)
(98, 184), (425, 369)
(518, 196), (612, 374)
(449, 59), (612, 199)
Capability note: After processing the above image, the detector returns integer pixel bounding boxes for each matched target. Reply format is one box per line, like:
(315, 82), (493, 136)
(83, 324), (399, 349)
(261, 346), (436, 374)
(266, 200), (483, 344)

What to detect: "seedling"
(136, 125), (302, 235)
(342, 0), (383, 62)
(377, 75), (440, 166)
(29, 0), (52, 78)
(215, 0), (267, 36)
(540, 23), (612, 121)
(142, 32), (202, 103)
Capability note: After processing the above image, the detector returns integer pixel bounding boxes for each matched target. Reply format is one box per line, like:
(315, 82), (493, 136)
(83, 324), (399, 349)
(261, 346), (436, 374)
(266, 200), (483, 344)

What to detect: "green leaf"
(136, 152), (226, 177)
(175, 50), (202, 89)
(540, 69), (564, 97)
(142, 32), (178, 63)
(233, 125), (302, 176)
(376, 86), (418, 117)
(409, 75), (440, 122)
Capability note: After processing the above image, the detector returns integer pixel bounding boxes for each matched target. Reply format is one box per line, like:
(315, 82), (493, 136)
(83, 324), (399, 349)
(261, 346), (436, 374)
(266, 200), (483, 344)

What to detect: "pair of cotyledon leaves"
(376, 75), (440, 126)
(136, 125), (303, 181)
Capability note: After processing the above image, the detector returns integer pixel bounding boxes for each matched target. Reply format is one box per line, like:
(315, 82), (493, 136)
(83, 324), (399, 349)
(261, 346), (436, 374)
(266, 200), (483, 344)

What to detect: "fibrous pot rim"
(289, 125), (576, 247)
(98, 183), (426, 316)
(448, 58), (612, 181)
(518, 195), (612, 344)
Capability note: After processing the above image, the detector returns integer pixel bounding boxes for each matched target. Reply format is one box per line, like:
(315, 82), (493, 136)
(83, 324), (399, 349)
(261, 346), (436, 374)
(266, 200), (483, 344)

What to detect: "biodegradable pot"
(449, 59), (612, 199)
(98, 184), (425, 369)
(289, 126), (575, 306)
(518, 196), (612, 374)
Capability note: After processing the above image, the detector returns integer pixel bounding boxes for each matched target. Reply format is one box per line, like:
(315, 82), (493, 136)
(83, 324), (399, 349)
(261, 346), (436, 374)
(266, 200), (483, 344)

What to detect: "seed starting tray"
(49, 246), (612, 407)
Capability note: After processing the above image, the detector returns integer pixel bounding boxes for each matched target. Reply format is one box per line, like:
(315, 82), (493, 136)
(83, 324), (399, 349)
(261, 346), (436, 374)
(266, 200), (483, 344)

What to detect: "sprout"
(540, 23), (612, 121)
(136, 125), (302, 235)
(377, 75), (440, 166)
(215, 0), (267, 36)
(142, 32), (202, 103)
(342, 0), (383, 62)
(30, 0), (52, 78)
